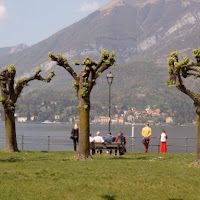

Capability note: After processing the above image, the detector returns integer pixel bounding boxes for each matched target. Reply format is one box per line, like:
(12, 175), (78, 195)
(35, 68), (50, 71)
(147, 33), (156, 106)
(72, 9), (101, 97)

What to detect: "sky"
(0, 0), (111, 48)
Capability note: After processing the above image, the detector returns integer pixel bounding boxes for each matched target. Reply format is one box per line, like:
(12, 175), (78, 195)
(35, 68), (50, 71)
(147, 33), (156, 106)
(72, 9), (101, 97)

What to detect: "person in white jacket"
(160, 129), (168, 153)
(93, 131), (104, 143)
(89, 133), (95, 155)
(93, 131), (104, 154)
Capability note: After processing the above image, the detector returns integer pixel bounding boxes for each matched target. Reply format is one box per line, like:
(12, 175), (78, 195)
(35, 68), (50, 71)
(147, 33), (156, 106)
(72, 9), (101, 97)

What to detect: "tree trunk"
(74, 96), (92, 160)
(4, 110), (19, 152)
(74, 74), (92, 161)
(195, 105), (200, 167)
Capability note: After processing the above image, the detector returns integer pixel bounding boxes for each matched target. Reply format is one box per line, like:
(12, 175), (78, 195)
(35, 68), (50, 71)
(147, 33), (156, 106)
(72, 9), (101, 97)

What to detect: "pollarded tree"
(49, 50), (115, 160)
(167, 48), (200, 167)
(0, 65), (55, 152)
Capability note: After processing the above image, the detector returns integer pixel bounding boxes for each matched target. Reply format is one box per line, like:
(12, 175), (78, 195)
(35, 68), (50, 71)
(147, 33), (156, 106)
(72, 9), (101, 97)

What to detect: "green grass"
(0, 151), (199, 200)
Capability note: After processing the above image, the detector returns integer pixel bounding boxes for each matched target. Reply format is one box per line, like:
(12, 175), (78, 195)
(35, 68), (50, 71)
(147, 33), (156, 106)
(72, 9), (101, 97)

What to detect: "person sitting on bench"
(93, 131), (104, 154)
(114, 132), (126, 155)
(104, 132), (115, 155)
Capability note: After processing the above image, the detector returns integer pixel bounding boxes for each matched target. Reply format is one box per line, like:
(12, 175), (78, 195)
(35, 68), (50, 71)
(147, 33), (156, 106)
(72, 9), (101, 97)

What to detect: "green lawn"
(0, 151), (199, 200)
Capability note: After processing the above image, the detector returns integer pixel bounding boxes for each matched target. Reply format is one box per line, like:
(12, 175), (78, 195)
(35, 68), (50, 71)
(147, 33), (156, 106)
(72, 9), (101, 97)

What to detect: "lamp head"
(106, 72), (114, 85)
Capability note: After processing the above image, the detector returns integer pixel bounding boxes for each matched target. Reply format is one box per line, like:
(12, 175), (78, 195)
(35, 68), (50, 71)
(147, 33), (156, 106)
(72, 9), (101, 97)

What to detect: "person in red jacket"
(114, 132), (126, 155)
(160, 129), (168, 153)
(114, 131), (126, 144)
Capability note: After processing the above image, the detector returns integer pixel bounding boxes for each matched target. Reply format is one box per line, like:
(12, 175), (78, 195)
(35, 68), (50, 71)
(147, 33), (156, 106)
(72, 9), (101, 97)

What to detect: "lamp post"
(106, 72), (114, 133)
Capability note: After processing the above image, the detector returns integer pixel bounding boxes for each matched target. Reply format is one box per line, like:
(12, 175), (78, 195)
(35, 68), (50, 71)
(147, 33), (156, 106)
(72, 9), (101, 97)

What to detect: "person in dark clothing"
(70, 123), (79, 151)
(104, 132), (115, 143)
(104, 132), (115, 155)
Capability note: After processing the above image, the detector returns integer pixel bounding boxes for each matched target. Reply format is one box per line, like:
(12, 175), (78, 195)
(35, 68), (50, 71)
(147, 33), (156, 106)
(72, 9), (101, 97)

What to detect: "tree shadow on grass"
(101, 195), (116, 200)
(0, 157), (22, 163)
(37, 157), (50, 161)
(109, 156), (149, 160)
(136, 156), (149, 160)
(110, 156), (133, 160)
(169, 199), (183, 200)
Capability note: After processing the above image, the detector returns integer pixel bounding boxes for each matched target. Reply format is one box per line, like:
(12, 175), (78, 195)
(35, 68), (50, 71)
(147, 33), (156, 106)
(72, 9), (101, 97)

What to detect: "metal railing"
(0, 135), (196, 153)
(126, 136), (196, 153)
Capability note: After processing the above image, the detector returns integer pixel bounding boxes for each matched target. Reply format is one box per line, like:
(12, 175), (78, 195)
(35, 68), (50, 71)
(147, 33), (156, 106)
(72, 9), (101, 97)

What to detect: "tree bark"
(195, 105), (200, 167)
(74, 96), (92, 160)
(74, 75), (92, 160)
(5, 110), (19, 152)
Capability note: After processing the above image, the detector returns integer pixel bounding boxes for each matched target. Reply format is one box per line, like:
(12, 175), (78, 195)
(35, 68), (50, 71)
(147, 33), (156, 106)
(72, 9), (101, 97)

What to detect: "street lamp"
(106, 72), (114, 133)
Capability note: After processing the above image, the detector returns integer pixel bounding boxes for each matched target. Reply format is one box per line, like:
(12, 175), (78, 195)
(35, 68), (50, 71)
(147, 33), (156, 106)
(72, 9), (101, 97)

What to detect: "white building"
(55, 115), (60, 120)
(17, 117), (27, 123)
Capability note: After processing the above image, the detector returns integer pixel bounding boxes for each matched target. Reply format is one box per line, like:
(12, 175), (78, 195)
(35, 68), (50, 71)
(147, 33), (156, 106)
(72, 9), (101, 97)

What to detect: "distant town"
(0, 101), (195, 125)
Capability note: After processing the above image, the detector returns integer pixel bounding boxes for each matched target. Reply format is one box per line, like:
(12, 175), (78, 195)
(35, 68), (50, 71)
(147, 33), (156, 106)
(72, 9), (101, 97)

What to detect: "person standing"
(160, 129), (168, 153)
(141, 123), (152, 153)
(70, 123), (79, 151)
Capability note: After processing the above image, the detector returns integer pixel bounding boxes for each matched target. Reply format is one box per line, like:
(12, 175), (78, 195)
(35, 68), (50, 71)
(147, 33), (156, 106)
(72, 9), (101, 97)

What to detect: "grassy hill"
(0, 151), (199, 200)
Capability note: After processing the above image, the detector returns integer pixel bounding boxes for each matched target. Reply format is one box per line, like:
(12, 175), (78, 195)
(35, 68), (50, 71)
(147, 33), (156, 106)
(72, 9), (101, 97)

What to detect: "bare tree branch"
(49, 53), (78, 81)
(14, 69), (55, 97)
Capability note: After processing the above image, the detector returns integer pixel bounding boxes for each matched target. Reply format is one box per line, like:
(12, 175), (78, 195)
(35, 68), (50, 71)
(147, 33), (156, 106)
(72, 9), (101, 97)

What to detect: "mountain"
(0, 44), (28, 58)
(0, 0), (199, 123)
(0, 0), (200, 72)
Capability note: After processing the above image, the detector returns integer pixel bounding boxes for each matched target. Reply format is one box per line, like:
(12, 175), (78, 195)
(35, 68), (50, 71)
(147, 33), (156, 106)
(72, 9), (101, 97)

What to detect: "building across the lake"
(17, 117), (27, 123)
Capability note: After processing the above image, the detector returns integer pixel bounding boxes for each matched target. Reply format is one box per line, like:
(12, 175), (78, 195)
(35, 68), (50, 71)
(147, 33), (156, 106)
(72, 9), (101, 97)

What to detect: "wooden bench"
(90, 142), (124, 155)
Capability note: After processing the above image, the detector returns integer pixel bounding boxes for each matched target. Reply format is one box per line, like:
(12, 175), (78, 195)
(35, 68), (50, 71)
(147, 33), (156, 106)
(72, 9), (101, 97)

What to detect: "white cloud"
(78, 2), (100, 12)
(0, 4), (7, 21)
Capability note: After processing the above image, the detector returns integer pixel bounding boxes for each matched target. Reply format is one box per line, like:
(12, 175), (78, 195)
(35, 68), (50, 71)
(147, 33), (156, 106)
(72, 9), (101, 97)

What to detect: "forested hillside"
(0, 59), (195, 124)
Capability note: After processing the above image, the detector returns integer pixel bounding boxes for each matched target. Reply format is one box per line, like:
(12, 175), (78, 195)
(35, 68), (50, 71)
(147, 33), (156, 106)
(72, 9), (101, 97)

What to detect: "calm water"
(0, 122), (197, 153)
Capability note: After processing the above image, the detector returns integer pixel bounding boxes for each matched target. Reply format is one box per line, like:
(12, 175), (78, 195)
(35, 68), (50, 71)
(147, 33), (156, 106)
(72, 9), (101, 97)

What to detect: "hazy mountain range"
(0, 44), (28, 58)
(0, 0), (200, 119)
(1, 0), (200, 69)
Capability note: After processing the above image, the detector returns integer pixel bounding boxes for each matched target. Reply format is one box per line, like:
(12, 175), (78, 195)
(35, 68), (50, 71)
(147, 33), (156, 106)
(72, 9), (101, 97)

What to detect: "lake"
(0, 122), (197, 153)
